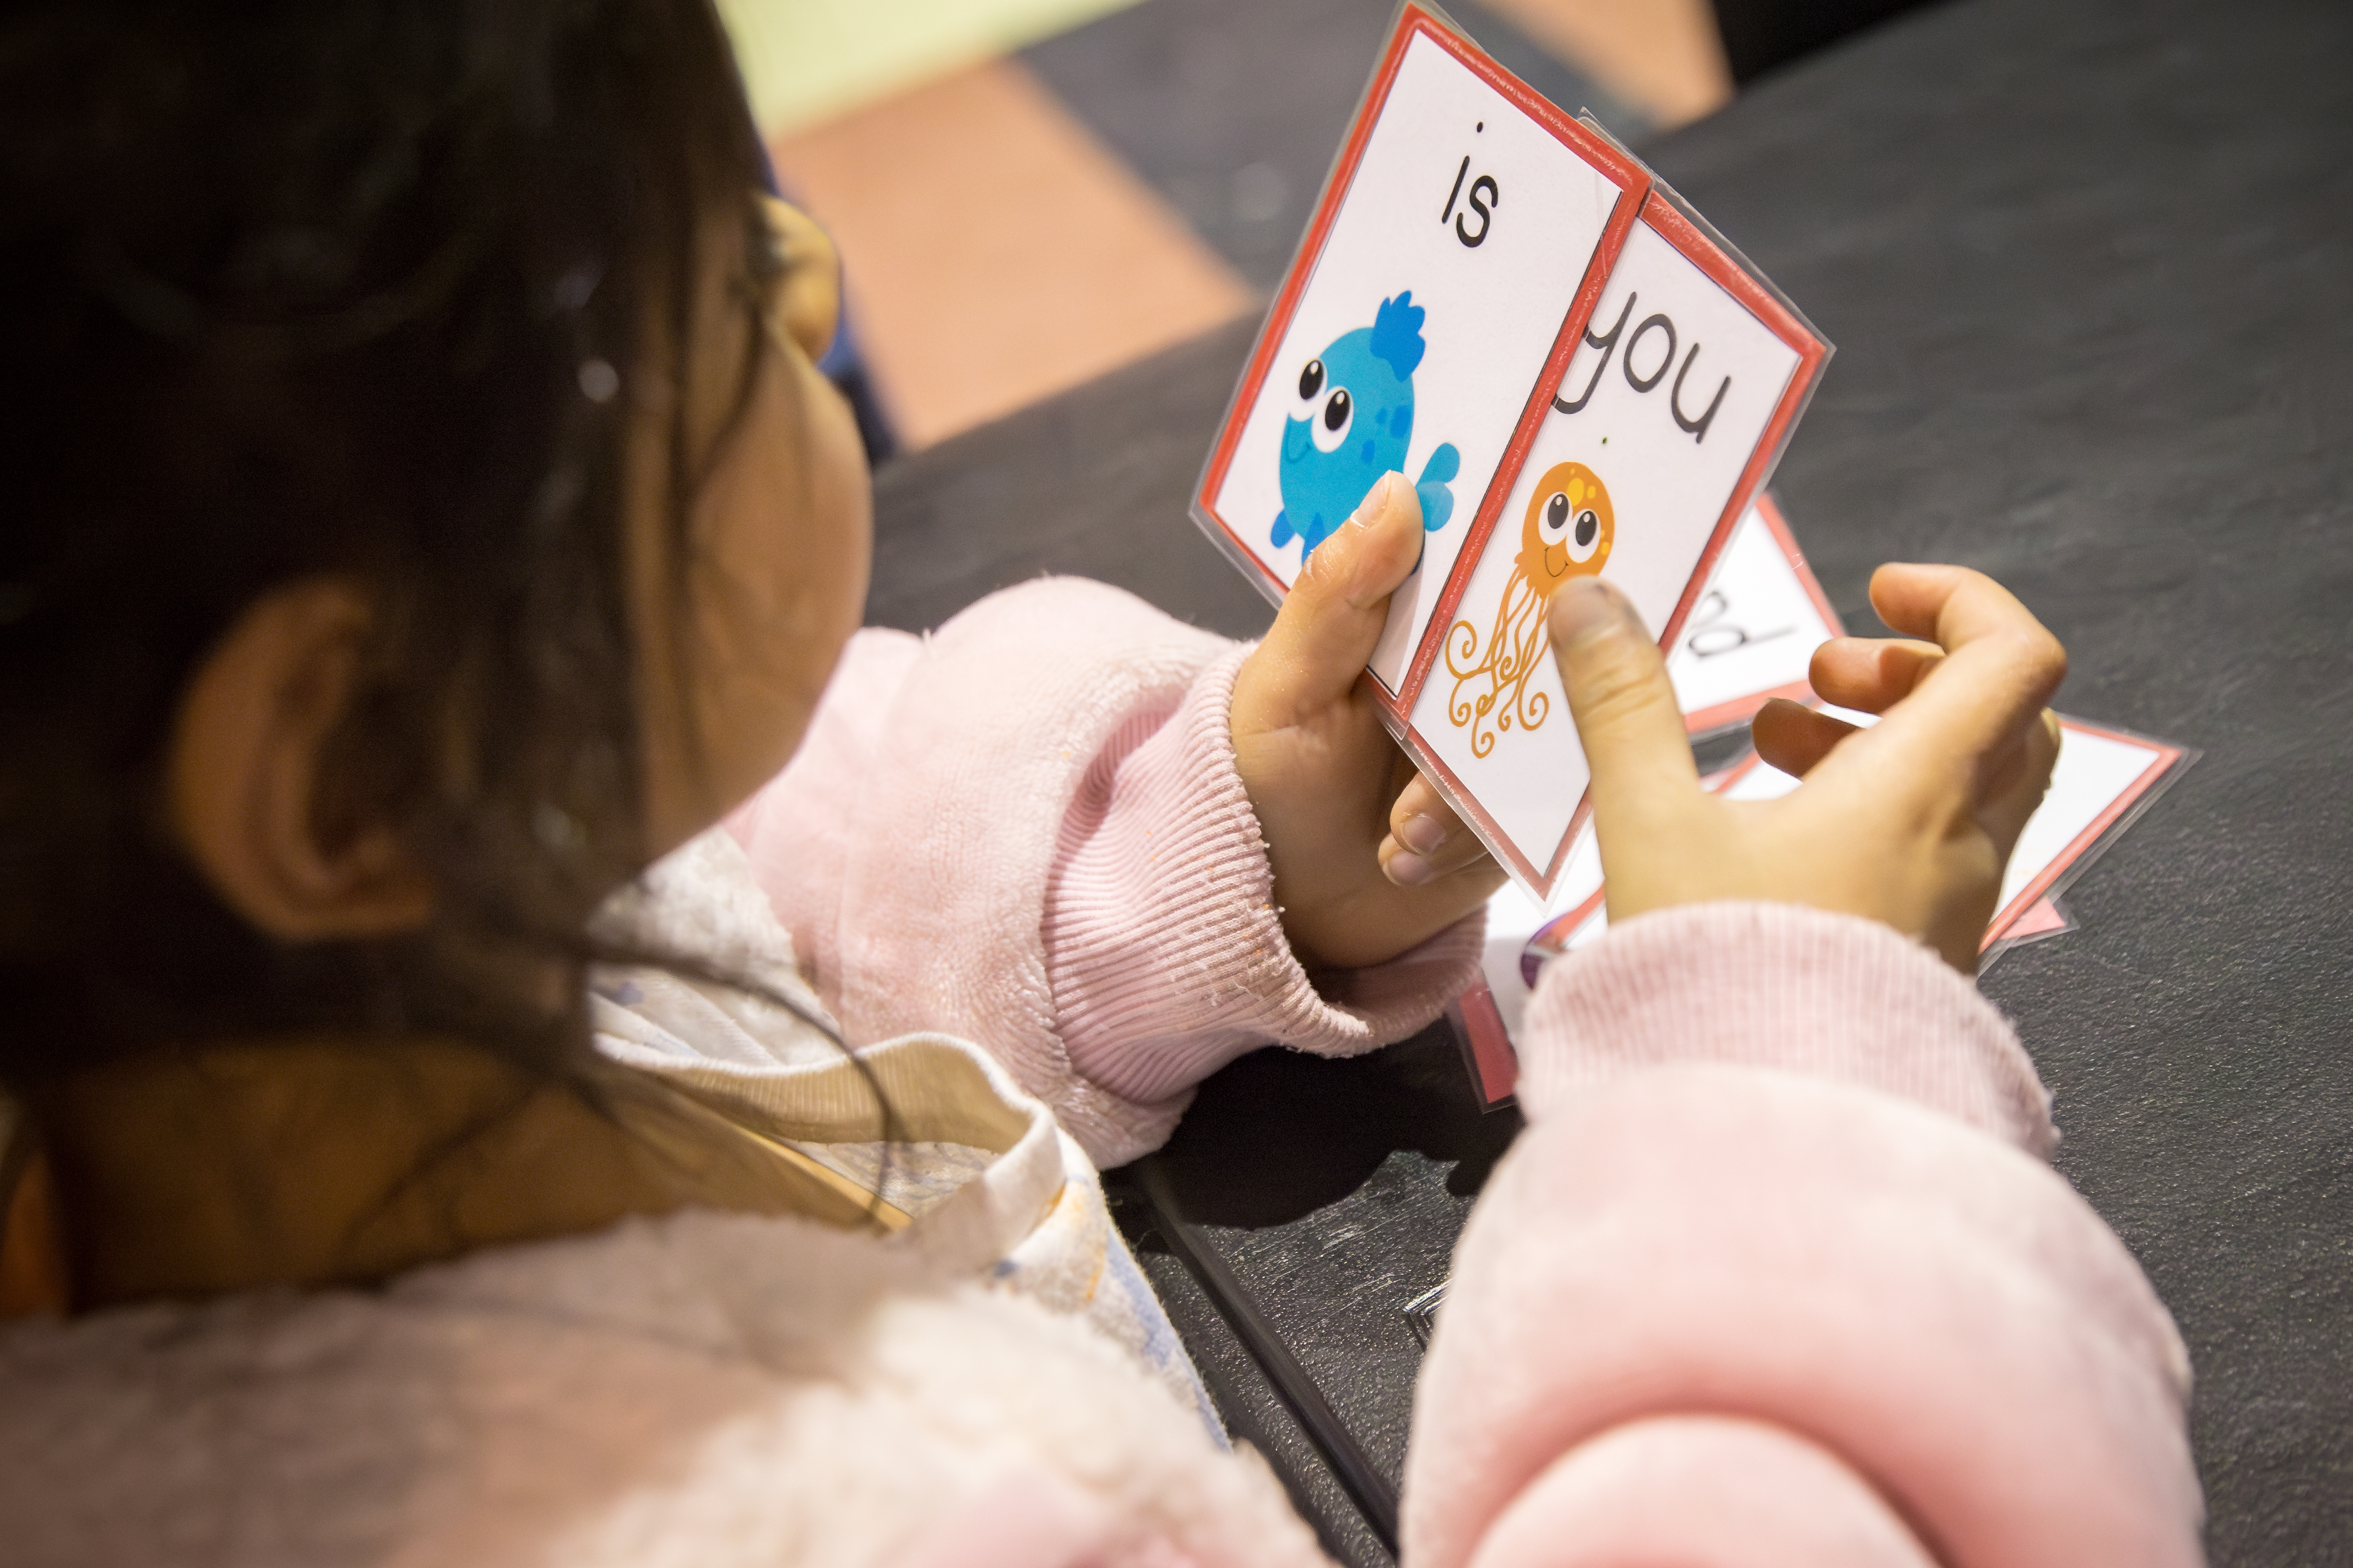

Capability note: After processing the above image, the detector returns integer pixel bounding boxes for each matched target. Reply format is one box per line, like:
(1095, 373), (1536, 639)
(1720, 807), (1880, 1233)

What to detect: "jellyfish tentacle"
(1449, 568), (1556, 757)
(1506, 612), (1549, 734)
(1446, 616), (1484, 678)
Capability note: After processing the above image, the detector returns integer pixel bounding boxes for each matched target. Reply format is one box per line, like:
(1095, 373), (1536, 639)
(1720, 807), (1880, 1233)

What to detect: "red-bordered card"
(1456, 715), (2192, 1105)
(1188, 2), (1648, 717)
(1388, 181), (1832, 896)
(1667, 492), (1845, 735)
(1656, 717), (2191, 958)
(1976, 717), (2191, 960)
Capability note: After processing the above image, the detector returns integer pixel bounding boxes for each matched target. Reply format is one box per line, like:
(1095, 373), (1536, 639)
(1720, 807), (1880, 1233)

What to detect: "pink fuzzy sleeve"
(1405, 903), (2204, 1568)
(729, 577), (1477, 1167)
(1045, 644), (1481, 1109)
(725, 626), (924, 1013)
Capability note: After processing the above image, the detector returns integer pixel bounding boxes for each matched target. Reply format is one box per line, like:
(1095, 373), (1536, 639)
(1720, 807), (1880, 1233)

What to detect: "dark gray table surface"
(867, 0), (2353, 1560)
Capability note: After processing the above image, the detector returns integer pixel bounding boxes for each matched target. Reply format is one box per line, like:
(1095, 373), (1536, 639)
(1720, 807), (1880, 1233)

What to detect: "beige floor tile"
(773, 57), (1254, 450)
(717, 0), (1140, 138)
(1478, 0), (1734, 128)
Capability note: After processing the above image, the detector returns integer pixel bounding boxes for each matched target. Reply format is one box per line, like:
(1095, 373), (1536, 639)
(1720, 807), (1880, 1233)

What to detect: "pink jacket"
(728, 578), (2203, 1567)
(0, 578), (2199, 1566)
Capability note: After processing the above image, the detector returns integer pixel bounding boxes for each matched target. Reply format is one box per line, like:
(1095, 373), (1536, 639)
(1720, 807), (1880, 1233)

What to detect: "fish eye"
(1565, 507), (1604, 562)
(1309, 386), (1353, 452)
(1540, 491), (1570, 543)
(1298, 359), (1324, 401)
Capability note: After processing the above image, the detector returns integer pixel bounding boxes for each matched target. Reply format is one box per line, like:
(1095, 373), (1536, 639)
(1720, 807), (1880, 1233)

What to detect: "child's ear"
(167, 578), (435, 941)
(756, 196), (842, 365)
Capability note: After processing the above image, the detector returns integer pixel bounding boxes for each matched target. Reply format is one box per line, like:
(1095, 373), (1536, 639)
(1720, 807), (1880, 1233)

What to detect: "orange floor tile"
(1478, 0), (1733, 128)
(773, 57), (1255, 450)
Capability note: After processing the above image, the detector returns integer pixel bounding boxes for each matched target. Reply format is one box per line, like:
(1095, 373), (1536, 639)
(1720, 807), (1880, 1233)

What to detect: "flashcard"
(1978, 719), (2189, 956)
(1454, 828), (1599, 1107)
(1456, 714), (2187, 1103)
(1453, 870), (1603, 1104)
(1666, 492), (1844, 734)
(1193, 4), (1647, 697)
(1507, 743), (1756, 984)
(1991, 893), (2075, 949)
(1474, 828), (1600, 1031)
(1394, 186), (1829, 894)
(1195, 5), (1830, 903)
(1572, 715), (2189, 960)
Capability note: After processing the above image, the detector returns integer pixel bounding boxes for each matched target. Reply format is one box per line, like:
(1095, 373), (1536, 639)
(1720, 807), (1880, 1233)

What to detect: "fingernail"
(1354, 470), (1402, 525)
(1549, 577), (1628, 648)
(1397, 812), (1447, 856)
(1385, 849), (1435, 887)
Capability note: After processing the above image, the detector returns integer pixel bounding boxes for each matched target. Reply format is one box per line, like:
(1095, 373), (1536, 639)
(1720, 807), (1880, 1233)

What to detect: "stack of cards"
(1190, 2), (1829, 898)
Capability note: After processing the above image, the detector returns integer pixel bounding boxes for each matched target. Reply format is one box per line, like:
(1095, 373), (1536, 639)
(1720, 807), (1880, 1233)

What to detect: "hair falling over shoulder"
(0, 0), (775, 1084)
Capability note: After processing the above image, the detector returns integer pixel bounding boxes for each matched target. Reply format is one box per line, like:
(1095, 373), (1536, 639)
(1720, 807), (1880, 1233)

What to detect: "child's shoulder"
(0, 1208), (1299, 1568)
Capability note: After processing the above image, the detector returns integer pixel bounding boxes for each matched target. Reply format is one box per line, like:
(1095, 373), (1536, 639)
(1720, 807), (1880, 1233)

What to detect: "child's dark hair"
(0, 0), (781, 1084)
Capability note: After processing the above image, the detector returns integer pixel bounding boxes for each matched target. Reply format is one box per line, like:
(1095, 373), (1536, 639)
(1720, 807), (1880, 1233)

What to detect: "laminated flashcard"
(1474, 828), (1599, 1027)
(1554, 715), (2190, 964)
(1192, 4), (1648, 695)
(1694, 717), (2190, 957)
(1194, 4), (1830, 902)
(1976, 718), (2190, 961)
(1456, 713), (2189, 1102)
(1665, 492), (1844, 734)
(1394, 185), (1830, 894)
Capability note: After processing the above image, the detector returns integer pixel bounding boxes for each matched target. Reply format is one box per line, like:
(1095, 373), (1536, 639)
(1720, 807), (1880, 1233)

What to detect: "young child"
(0, 2), (2202, 1564)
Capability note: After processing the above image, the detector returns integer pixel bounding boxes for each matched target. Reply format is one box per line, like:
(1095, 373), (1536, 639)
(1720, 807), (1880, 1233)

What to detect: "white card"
(1400, 193), (1825, 894)
(1475, 823), (1601, 1037)
(1666, 493), (1843, 733)
(1194, 7), (1829, 904)
(1196, 14), (1641, 695)
(1676, 714), (2184, 948)
(1985, 720), (2181, 936)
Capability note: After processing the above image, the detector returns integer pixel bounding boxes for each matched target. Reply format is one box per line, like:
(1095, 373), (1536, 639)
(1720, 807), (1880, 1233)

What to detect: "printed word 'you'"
(1554, 292), (1731, 443)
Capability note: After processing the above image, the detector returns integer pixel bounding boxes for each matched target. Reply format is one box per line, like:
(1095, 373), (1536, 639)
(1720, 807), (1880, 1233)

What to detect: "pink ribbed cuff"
(1518, 901), (2055, 1154)
(1046, 647), (1483, 1108)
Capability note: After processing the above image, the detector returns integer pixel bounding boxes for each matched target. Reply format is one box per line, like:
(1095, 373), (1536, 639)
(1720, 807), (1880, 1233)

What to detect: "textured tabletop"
(867, 0), (2353, 1558)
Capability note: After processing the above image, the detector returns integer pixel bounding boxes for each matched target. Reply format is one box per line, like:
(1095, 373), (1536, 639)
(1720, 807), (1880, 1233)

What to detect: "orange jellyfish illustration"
(1444, 460), (1616, 757)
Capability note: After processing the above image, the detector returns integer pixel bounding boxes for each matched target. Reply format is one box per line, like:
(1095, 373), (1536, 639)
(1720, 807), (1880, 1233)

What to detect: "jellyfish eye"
(1298, 359), (1325, 401)
(1566, 507), (1605, 563)
(1540, 491), (1570, 542)
(1309, 385), (1354, 452)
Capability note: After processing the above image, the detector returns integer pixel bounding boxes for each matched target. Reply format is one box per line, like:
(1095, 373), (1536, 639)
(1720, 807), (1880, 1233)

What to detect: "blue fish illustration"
(1271, 290), (1460, 563)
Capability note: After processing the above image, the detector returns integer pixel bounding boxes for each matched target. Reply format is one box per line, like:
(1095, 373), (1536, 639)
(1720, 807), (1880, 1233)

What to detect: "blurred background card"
(1667, 492), (1842, 734)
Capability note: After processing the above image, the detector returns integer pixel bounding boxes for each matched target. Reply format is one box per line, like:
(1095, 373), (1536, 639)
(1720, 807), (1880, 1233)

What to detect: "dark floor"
(872, 0), (2353, 1562)
(1023, 0), (1654, 292)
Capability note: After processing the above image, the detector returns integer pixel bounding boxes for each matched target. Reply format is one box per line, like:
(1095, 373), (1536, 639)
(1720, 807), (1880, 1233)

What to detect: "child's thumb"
(1549, 579), (1699, 835)
(1241, 473), (1423, 727)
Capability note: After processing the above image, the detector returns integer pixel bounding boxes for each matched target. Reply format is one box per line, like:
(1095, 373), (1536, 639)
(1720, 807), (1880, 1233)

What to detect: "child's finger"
(1869, 564), (2064, 685)
(1236, 473), (1423, 731)
(1751, 699), (1861, 778)
(1549, 577), (1700, 840)
(1808, 637), (1946, 714)
(1853, 565), (2067, 798)
(1380, 770), (1492, 886)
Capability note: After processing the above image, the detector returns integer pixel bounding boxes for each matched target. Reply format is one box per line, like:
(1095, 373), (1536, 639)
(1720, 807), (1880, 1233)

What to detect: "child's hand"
(1550, 562), (2067, 972)
(1231, 472), (1506, 970)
